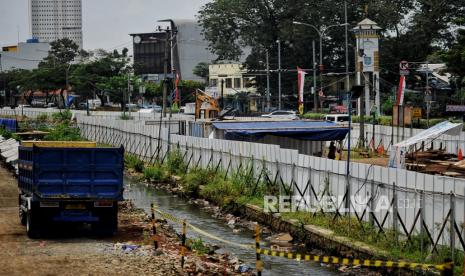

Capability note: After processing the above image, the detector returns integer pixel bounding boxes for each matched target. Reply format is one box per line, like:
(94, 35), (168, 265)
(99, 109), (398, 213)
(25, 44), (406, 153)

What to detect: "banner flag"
(297, 67), (307, 115)
(396, 75), (406, 106)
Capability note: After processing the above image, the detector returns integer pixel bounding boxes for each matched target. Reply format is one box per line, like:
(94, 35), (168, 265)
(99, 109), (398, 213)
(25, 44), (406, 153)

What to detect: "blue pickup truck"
(17, 141), (124, 238)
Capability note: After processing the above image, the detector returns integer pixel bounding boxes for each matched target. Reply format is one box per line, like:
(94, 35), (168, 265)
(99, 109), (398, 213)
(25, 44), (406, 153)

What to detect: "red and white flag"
(297, 67), (306, 115)
(396, 75), (406, 106)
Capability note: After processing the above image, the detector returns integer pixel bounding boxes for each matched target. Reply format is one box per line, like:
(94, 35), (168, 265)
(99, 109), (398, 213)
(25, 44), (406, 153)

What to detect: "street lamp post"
(276, 40), (282, 110)
(266, 49), (271, 111)
(293, 21), (349, 111)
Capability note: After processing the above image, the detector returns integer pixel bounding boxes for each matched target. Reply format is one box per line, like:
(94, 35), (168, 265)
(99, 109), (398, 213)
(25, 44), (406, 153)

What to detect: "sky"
(0, 0), (211, 51)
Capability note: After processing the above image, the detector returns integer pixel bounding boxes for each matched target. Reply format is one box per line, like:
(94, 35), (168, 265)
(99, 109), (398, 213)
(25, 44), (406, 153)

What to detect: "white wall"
(76, 116), (465, 250)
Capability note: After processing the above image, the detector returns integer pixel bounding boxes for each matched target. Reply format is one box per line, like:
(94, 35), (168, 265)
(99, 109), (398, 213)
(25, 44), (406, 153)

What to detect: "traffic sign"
(412, 107), (422, 118)
(399, 61), (410, 76)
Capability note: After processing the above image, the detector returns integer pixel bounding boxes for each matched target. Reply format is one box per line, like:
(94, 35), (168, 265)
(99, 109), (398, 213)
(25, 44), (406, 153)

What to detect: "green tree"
(35, 38), (83, 107)
(198, 0), (465, 108)
(0, 69), (32, 106)
(193, 62), (210, 83)
(96, 74), (140, 110)
(40, 38), (80, 66)
(441, 22), (465, 89)
(70, 49), (130, 106)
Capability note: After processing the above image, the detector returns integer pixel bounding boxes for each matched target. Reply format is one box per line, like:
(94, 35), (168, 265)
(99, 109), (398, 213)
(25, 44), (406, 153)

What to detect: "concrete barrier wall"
(77, 116), (465, 250)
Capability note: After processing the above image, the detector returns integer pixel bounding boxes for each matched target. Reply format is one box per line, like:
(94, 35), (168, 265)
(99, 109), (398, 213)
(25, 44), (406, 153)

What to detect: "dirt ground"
(0, 164), (243, 276)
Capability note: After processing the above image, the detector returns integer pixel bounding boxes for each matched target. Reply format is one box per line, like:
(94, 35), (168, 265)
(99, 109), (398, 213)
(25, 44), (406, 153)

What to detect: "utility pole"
(221, 79), (225, 109)
(127, 71), (132, 118)
(0, 53), (4, 107)
(426, 61), (430, 127)
(277, 40), (282, 110)
(162, 28), (170, 118)
(266, 49), (270, 111)
(319, 35), (323, 111)
(312, 40), (317, 111)
(344, 0), (350, 97)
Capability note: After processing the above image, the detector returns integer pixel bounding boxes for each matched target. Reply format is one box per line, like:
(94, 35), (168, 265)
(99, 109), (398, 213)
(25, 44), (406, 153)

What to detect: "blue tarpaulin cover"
(212, 121), (349, 141)
(0, 118), (17, 132)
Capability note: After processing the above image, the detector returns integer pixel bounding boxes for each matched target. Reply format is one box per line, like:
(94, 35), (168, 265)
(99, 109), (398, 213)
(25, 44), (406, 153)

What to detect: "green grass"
(143, 165), (167, 182)
(165, 150), (187, 175)
(187, 237), (209, 255)
(280, 211), (463, 270)
(51, 110), (73, 122)
(124, 154), (144, 173)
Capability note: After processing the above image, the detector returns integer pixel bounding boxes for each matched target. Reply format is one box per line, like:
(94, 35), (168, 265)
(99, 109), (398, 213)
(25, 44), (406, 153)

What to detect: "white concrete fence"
(76, 115), (465, 254)
(347, 123), (465, 154)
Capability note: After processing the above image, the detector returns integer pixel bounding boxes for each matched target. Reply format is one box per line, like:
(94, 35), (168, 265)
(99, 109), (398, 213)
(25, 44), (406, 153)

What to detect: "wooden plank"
(21, 141), (97, 148)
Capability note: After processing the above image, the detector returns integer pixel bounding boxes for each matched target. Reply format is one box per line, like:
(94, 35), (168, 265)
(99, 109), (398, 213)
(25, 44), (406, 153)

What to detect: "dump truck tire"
(26, 209), (40, 239)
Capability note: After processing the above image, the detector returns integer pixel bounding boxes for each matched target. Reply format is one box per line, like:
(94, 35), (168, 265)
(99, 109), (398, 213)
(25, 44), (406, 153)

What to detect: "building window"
(234, 78), (241, 89)
(210, 78), (218, 87)
(243, 78), (252, 88)
(225, 78), (233, 88)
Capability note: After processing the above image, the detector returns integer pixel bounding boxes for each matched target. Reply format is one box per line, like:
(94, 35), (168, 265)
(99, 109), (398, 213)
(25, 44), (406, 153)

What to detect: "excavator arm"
(195, 89), (220, 119)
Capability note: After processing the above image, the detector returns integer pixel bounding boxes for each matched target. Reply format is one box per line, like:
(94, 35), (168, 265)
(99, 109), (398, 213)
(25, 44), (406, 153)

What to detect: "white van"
(325, 114), (350, 124)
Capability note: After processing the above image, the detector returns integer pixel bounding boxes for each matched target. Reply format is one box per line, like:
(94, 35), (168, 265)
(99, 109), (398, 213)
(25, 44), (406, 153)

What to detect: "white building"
(0, 41), (50, 71)
(207, 62), (256, 97)
(31, 0), (83, 48)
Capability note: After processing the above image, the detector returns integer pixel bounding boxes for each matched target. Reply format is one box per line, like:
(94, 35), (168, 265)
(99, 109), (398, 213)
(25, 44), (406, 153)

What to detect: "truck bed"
(18, 144), (124, 200)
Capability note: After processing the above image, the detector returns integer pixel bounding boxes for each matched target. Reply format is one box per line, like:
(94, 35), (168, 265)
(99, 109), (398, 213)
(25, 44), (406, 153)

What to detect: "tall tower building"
(30, 0), (83, 48)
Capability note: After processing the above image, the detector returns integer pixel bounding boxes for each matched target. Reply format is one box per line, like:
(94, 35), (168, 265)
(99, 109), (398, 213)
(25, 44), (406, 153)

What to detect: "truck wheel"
(18, 196), (26, 226)
(19, 207), (27, 226)
(26, 210), (40, 239)
(92, 209), (118, 237)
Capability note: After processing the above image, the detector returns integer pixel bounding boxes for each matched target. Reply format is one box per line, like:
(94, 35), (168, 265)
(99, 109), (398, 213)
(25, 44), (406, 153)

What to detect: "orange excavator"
(195, 89), (220, 119)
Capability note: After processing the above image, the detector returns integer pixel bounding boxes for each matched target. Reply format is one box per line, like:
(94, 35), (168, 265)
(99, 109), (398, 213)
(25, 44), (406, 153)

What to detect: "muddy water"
(124, 178), (339, 276)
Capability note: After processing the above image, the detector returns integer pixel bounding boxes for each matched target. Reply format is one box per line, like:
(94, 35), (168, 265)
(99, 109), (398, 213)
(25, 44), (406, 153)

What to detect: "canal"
(125, 177), (339, 276)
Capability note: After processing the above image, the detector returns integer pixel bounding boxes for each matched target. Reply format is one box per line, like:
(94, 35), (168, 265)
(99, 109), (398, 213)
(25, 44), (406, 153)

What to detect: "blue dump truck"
(17, 141), (124, 238)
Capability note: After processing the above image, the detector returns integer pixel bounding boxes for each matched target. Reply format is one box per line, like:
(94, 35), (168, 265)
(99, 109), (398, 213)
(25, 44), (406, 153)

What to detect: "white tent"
(388, 121), (463, 168)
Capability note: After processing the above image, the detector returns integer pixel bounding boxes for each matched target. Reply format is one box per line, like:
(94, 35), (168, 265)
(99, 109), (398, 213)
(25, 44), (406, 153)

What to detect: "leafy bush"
(165, 150), (186, 175)
(143, 165), (167, 182)
(200, 176), (239, 206)
(119, 113), (133, 120)
(52, 110), (73, 122)
(382, 97), (394, 115)
(302, 113), (326, 120)
(170, 105), (180, 114)
(125, 154), (144, 173)
(181, 168), (216, 196)
(379, 116), (392, 126)
(43, 122), (82, 141)
(36, 113), (49, 122)
(0, 127), (20, 140)
(187, 237), (209, 255)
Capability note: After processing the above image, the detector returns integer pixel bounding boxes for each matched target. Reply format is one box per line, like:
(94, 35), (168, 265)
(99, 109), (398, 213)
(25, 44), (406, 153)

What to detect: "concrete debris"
(268, 233), (293, 245)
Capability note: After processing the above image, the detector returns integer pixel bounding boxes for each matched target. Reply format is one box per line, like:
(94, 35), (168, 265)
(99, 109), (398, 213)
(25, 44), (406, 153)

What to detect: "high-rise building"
(30, 0), (83, 48)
